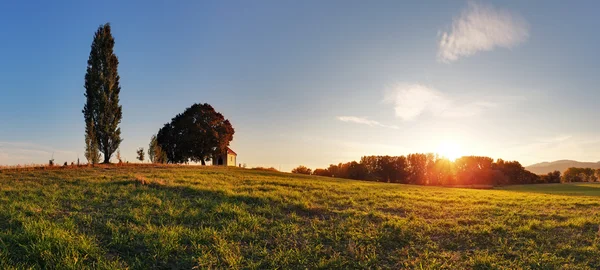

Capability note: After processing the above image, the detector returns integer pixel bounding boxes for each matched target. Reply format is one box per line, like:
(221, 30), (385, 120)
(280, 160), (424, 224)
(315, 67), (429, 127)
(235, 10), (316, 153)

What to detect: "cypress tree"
(83, 23), (123, 163)
(84, 122), (101, 165)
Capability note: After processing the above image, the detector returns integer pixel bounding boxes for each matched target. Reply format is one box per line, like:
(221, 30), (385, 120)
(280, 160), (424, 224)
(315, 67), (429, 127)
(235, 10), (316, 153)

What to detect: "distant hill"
(526, 160), (600, 174)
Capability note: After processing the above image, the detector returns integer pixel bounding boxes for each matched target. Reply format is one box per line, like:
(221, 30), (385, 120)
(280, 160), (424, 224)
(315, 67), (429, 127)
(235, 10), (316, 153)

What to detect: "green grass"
(497, 182), (600, 197)
(0, 166), (599, 269)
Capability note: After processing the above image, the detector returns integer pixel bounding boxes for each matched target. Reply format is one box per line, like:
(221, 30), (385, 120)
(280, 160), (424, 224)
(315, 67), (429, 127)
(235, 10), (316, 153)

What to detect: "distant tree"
(157, 103), (234, 164)
(563, 167), (596, 183)
(136, 147), (145, 162)
(292, 165), (312, 175)
(550, 170), (561, 183)
(83, 23), (123, 163)
(312, 168), (331, 177)
(454, 156), (495, 185)
(345, 161), (369, 180)
(327, 164), (342, 178)
(430, 157), (454, 185)
(407, 153), (428, 185)
(148, 135), (167, 164)
(116, 149), (123, 164)
(539, 170), (561, 184)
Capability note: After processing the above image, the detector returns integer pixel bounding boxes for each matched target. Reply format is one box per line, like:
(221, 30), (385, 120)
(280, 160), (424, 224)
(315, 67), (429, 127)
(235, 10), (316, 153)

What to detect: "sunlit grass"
(0, 165), (598, 269)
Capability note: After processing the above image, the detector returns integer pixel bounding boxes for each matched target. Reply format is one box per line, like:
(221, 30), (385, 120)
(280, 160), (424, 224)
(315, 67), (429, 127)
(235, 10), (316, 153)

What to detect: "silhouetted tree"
(312, 168), (331, 177)
(407, 153), (428, 185)
(549, 170), (561, 183)
(292, 165), (312, 175)
(157, 103), (234, 164)
(430, 157), (454, 185)
(137, 147), (145, 162)
(83, 23), (123, 163)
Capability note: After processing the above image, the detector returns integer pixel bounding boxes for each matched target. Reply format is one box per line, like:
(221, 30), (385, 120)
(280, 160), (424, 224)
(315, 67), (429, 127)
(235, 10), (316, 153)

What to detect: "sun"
(437, 141), (462, 161)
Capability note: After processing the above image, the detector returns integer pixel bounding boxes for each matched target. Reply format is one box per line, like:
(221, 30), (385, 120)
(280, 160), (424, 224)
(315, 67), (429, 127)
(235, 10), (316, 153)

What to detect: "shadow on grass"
(72, 180), (375, 268)
(0, 178), (414, 269)
(497, 182), (600, 197)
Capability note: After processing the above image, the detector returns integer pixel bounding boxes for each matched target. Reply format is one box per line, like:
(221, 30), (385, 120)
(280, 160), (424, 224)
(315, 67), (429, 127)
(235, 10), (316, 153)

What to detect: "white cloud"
(438, 2), (529, 62)
(337, 116), (400, 129)
(383, 83), (500, 121)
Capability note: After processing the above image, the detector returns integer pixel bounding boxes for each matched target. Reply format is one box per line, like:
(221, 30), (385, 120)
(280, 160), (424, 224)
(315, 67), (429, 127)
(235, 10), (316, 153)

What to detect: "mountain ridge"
(526, 160), (600, 174)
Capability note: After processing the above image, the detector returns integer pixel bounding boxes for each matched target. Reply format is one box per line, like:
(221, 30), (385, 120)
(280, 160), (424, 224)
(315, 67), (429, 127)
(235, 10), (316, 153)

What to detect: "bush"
(291, 165), (312, 175)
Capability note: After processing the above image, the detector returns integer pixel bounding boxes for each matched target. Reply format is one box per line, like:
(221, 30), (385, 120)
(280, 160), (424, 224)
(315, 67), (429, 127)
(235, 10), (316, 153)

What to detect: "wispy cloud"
(337, 116), (399, 129)
(438, 2), (529, 63)
(383, 83), (500, 121)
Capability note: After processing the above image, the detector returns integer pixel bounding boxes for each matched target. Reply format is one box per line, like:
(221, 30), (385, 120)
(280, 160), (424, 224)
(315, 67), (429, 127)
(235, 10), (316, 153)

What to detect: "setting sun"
(437, 141), (463, 161)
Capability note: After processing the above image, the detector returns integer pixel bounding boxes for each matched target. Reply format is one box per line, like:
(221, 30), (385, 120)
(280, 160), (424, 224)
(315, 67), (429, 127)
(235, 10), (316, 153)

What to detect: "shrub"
(292, 165), (312, 175)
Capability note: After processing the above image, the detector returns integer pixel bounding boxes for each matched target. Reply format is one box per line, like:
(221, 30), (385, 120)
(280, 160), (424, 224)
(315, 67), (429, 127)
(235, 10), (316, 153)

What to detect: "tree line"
(293, 155), (568, 186)
(562, 167), (600, 183)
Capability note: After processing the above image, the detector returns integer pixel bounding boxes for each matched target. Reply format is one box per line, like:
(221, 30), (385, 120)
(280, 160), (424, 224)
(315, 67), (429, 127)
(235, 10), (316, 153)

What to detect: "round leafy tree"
(157, 103), (234, 164)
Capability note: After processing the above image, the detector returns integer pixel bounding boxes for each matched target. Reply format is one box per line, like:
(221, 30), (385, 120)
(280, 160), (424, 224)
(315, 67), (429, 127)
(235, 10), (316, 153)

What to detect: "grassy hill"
(0, 166), (599, 269)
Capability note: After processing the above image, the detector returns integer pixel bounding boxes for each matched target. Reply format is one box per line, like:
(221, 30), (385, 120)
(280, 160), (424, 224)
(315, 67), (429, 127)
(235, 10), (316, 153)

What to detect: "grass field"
(0, 166), (598, 269)
(497, 182), (600, 197)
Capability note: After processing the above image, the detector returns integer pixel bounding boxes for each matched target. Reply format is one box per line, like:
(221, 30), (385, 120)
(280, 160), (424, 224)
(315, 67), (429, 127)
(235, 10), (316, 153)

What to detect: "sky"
(1, 1), (599, 171)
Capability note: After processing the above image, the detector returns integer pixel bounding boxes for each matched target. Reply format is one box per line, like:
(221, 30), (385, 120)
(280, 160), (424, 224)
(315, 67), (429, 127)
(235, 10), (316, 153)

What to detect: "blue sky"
(1, 1), (599, 171)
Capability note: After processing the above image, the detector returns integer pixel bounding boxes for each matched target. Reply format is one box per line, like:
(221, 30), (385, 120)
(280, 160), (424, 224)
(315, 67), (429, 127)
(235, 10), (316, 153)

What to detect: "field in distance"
(0, 165), (598, 269)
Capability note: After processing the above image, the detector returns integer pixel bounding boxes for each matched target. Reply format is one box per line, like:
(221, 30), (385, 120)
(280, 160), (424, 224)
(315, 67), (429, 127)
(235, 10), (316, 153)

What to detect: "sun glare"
(438, 141), (462, 161)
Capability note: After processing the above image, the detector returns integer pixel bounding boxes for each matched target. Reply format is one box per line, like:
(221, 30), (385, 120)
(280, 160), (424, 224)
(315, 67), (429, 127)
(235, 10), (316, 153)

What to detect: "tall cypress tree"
(83, 23), (123, 163)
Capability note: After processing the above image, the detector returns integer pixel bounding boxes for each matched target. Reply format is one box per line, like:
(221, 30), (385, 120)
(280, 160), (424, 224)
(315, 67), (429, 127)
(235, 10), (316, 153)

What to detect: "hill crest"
(526, 160), (600, 174)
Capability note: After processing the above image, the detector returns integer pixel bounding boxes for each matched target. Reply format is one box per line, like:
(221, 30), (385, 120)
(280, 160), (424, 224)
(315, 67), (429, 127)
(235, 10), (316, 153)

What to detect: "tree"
(312, 168), (331, 177)
(292, 165), (312, 175)
(84, 123), (101, 165)
(562, 167), (596, 183)
(148, 134), (167, 164)
(116, 149), (123, 164)
(157, 103), (234, 164)
(83, 23), (123, 164)
(137, 148), (145, 162)
(407, 153), (428, 184)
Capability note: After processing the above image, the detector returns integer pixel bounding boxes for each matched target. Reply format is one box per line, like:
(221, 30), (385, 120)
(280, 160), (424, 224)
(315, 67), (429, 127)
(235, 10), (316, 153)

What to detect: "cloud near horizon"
(384, 83), (499, 121)
(438, 2), (529, 62)
(337, 116), (400, 129)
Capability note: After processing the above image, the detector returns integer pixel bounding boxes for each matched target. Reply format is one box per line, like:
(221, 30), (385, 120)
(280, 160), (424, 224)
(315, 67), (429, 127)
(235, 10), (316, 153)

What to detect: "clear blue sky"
(1, 1), (599, 171)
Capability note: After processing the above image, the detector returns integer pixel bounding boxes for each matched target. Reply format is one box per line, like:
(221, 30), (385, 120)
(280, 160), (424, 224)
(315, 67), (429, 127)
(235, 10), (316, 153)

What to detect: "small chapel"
(212, 147), (237, 166)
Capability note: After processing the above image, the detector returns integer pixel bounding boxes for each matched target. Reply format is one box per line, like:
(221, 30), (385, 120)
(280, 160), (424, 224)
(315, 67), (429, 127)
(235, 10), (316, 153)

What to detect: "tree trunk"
(201, 159), (206, 166)
(104, 151), (110, 163)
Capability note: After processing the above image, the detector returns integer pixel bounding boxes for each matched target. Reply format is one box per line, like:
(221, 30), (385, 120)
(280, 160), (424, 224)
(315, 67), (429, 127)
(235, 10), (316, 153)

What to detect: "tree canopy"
(157, 103), (234, 164)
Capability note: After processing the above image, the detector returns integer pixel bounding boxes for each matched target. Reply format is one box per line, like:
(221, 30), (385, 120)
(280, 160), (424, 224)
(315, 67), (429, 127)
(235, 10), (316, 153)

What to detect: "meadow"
(0, 165), (598, 269)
